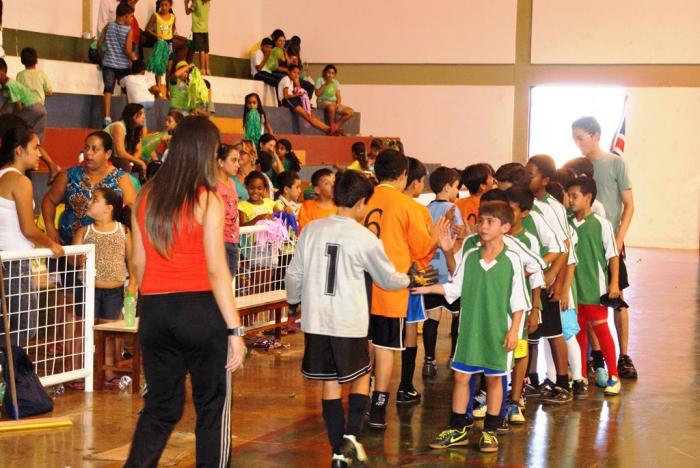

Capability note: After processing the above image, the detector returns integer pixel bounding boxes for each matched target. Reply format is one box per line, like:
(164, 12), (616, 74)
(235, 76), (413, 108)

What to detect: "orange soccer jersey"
(455, 194), (481, 226)
(298, 199), (337, 232)
(364, 185), (436, 318)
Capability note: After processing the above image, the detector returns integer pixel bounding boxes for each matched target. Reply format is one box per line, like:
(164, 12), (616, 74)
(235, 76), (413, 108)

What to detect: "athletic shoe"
(338, 435), (368, 466)
(538, 379), (555, 398)
(429, 426), (470, 449)
(507, 404), (526, 424)
(522, 383), (540, 399)
(422, 359), (437, 378)
(572, 380), (588, 400)
(103, 117), (112, 128)
(396, 386), (422, 405)
(474, 389), (487, 406)
(517, 395), (527, 409)
(368, 404), (387, 430)
(479, 431), (499, 453)
(330, 453), (350, 467)
(595, 368), (609, 388)
(604, 376), (622, 395)
(496, 417), (510, 435)
(472, 403), (487, 419)
(541, 386), (573, 405)
(618, 355), (638, 379)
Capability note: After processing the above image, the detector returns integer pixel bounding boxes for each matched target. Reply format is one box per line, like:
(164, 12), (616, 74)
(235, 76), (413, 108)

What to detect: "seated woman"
(106, 103), (148, 173)
(315, 64), (355, 135)
(279, 65), (331, 135)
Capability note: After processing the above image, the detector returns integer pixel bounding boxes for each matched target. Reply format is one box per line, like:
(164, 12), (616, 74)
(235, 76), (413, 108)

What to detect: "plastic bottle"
(124, 292), (137, 328)
(118, 375), (132, 393)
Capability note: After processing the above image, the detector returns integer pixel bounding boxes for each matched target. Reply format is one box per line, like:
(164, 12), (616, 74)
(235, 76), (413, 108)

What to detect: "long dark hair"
(141, 116), (220, 257)
(276, 138), (301, 172)
(122, 103), (145, 154)
(243, 93), (268, 124)
(93, 187), (131, 230)
(0, 123), (35, 167)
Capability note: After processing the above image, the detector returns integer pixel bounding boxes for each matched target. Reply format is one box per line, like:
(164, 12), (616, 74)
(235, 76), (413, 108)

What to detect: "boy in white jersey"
(286, 170), (414, 467)
(566, 175), (622, 396)
(414, 201), (530, 453)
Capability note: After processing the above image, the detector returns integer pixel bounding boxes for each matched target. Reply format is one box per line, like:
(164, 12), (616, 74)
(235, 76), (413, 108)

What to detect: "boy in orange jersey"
(298, 168), (337, 232)
(455, 163), (493, 229)
(364, 150), (448, 429)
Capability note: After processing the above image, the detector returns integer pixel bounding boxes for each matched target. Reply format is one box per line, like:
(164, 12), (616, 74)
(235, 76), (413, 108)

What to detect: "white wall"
(622, 88), (700, 250)
(342, 85), (514, 169)
(532, 0), (700, 64)
(5, 0), (84, 38)
(260, 0), (517, 64)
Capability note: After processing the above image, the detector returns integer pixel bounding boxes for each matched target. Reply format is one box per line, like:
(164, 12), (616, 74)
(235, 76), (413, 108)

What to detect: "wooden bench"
(93, 319), (141, 394)
(236, 290), (288, 338)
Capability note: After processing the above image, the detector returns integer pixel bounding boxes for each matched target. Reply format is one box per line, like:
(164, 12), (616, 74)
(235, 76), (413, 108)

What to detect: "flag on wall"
(610, 96), (628, 157)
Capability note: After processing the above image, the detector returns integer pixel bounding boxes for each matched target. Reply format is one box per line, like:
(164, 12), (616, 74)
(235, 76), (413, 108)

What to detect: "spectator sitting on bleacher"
(268, 31), (290, 78)
(106, 103), (148, 173)
(273, 170), (302, 216)
(276, 139), (302, 172)
(285, 36), (315, 101)
(315, 64), (355, 135)
(279, 65), (331, 135)
(243, 92), (273, 146)
(169, 61), (195, 114)
(250, 38), (278, 88)
(119, 60), (160, 109)
(298, 168), (337, 232)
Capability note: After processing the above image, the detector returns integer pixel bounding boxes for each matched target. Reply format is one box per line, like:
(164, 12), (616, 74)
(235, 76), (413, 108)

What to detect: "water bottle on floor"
(118, 375), (132, 394)
(124, 292), (136, 328)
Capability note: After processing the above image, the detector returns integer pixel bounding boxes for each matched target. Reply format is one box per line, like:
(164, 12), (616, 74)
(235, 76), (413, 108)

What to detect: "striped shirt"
(103, 22), (131, 69)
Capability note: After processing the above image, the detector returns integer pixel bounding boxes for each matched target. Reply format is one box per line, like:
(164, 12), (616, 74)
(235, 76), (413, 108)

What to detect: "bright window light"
(529, 86), (626, 167)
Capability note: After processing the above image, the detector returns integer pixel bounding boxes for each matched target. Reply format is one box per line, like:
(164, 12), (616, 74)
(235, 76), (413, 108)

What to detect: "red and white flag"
(610, 96), (628, 157)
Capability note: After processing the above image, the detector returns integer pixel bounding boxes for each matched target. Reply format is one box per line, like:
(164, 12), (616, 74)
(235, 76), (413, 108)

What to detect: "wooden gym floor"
(1, 247), (698, 467)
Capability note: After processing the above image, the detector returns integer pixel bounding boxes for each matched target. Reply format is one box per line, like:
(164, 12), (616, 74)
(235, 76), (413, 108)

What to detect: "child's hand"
(410, 285), (436, 296)
(503, 329), (518, 351)
(438, 227), (456, 253)
(527, 309), (540, 334)
(49, 242), (65, 258)
(543, 269), (556, 289)
(429, 217), (451, 245)
(408, 263), (438, 287)
(608, 284), (620, 299)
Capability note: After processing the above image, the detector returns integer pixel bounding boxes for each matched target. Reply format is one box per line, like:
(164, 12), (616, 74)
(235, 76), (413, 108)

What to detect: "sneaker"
(396, 386), (422, 405)
(572, 380), (588, 400)
(368, 402), (387, 430)
(618, 355), (638, 379)
(518, 395), (527, 409)
(474, 389), (487, 406)
(522, 383), (541, 399)
(103, 117), (112, 128)
(541, 385), (573, 405)
(422, 359), (437, 378)
(538, 379), (555, 398)
(507, 404), (526, 424)
(338, 435), (368, 466)
(429, 426), (470, 449)
(604, 376), (622, 395)
(472, 403), (487, 419)
(595, 368), (609, 388)
(330, 453), (350, 468)
(479, 430), (499, 453)
(496, 417), (509, 435)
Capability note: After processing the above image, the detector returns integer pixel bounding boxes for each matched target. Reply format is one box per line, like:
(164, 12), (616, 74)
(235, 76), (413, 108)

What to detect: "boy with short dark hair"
(286, 170), (412, 467)
(495, 162), (530, 191)
(456, 163), (493, 227)
(298, 168), (337, 232)
(363, 150), (446, 429)
(415, 201), (530, 453)
(422, 167), (464, 379)
(566, 176), (622, 395)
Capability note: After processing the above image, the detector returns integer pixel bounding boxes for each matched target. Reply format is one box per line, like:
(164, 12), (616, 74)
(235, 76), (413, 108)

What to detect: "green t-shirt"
(446, 245), (530, 371)
(16, 70), (52, 105)
(2, 79), (41, 107)
(265, 47), (285, 72)
(591, 153), (632, 233)
(314, 78), (340, 102)
(169, 80), (191, 111)
(190, 0), (210, 33)
(572, 213), (619, 305)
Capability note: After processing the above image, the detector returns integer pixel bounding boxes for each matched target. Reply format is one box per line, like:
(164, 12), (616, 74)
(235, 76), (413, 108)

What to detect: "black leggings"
(125, 291), (231, 468)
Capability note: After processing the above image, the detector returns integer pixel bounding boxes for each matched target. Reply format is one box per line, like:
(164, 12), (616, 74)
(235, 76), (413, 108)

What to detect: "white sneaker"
(472, 403), (487, 419)
(604, 376), (621, 396)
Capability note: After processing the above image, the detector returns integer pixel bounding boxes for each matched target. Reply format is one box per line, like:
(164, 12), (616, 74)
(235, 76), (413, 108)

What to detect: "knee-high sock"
(422, 318), (439, 361)
(576, 314), (589, 379)
(500, 375), (508, 418)
(400, 346), (417, 390)
(322, 399), (345, 454)
(527, 342), (540, 386)
(566, 335), (583, 381)
(450, 314), (460, 357)
(543, 342), (556, 382)
(347, 393), (369, 437)
(593, 322), (618, 377)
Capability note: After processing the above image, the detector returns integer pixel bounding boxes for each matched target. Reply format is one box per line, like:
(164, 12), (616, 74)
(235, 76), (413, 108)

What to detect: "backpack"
(1, 346), (53, 419)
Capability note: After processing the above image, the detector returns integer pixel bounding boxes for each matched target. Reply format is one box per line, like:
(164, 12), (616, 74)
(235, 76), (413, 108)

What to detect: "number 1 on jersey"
(325, 243), (340, 295)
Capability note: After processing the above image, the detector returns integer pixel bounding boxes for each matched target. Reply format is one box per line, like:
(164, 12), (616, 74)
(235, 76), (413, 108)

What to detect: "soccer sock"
(449, 411), (469, 429)
(347, 393), (369, 437)
(528, 372), (540, 388)
(544, 343), (557, 382)
(499, 375), (508, 418)
(450, 314), (460, 357)
(556, 374), (569, 390)
(322, 399), (345, 454)
(484, 413), (500, 432)
(591, 350), (605, 370)
(466, 377), (478, 418)
(566, 335), (583, 381)
(593, 322), (618, 377)
(422, 319), (439, 361)
(370, 391), (390, 414)
(400, 346), (417, 390)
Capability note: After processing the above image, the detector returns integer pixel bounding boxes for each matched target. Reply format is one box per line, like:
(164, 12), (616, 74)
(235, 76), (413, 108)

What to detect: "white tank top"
(0, 167), (35, 251)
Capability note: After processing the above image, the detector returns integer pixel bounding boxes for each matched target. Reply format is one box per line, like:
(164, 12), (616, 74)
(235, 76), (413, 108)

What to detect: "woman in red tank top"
(125, 116), (245, 467)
